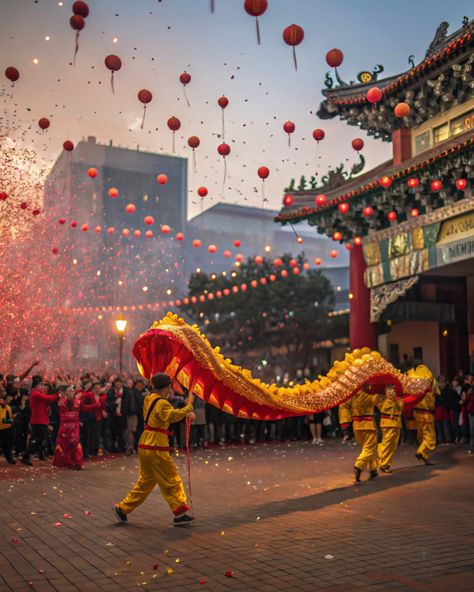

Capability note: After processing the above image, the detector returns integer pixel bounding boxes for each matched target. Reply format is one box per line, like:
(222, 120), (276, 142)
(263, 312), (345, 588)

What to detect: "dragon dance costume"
(376, 389), (404, 473)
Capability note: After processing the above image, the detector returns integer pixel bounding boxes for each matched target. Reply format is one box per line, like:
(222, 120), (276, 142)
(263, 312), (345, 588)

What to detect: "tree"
(180, 254), (336, 377)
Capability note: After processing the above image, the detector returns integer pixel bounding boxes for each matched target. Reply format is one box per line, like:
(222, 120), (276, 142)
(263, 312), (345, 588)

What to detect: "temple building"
(276, 19), (474, 376)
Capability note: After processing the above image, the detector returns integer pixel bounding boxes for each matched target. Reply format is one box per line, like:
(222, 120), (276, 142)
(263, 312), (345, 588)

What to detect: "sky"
(1, 0), (472, 220)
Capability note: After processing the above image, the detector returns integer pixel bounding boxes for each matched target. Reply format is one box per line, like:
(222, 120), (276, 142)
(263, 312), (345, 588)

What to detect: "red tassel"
(192, 148), (197, 173)
(110, 72), (115, 95)
(222, 157), (227, 194)
(292, 46), (298, 71)
(141, 104), (147, 130)
(288, 134), (291, 147)
(183, 86), (190, 108)
(73, 31), (80, 66)
(172, 131), (175, 153)
(256, 17), (261, 45)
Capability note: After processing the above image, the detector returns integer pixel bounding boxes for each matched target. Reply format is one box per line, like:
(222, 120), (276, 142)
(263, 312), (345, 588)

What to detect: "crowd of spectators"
(0, 360), (473, 467)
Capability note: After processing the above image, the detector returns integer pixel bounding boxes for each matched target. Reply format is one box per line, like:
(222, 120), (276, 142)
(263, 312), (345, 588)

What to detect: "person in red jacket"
(21, 376), (59, 466)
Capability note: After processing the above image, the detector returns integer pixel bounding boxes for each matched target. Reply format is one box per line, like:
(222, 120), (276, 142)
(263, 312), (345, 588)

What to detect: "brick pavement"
(0, 441), (473, 592)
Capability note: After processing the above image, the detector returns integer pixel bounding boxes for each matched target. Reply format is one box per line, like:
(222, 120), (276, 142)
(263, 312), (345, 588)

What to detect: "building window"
(433, 122), (449, 144)
(451, 109), (474, 136)
(414, 130), (430, 155)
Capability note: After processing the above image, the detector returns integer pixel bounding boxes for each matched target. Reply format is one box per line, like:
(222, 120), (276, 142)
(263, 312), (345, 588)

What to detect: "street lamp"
(115, 317), (127, 373)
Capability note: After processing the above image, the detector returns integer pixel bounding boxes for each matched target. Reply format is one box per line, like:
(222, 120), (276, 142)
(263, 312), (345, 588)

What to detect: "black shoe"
(415, 453), (425, 463)
(173, 513), (194, 527)
(7, 459), (17, 465)
(369, 469), (378, 480)
(21, 458), (33, 466)
(379, 466), (392, 473)
(353, 467), (362, 483)
(113, 505), (127, 524)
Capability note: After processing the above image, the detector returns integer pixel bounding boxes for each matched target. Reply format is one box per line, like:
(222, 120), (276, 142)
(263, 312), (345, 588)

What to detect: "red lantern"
(122, 228), (130, 236)
(145, 230), (153, 238)
(283, 120), (295, 146)
(52, 247), (59, 255)
(138, 89), (153, 129)
(407, 177), (420, 188)
(72, 1), (89, 17)
(88, 167), (98, 178)
(366, 86), (382, 104)
(394, 102), (411, 118)
(32, 209), (41, 216)
(144, 215), (154, 225)
(218, 96), (229, 140)
(330, 250), (338, 258)
(293, 267), (300, 275)
(338, 202), (349, 214)
(352, 138), (364, 152)
(411, 208), (419, 217)
(326, 48), (344, 68)
(63, 140), (74, 152)
(218, 143), (231, 189)
(208, 244), (217, 253)
(353, 236), (362, 246)
(456, 179), (467, 190)
(430, 179), (442, 192)
(260, 277), (268, 284)
(244, 0), (268, 44)
(69, 14), (85, 65)
(107, 227), (115, 235)
(315, 194), (327, 206)
(104, 55), (122, 94)
(297, 236), (303, 244)
(94, 225), (101, 233)
(363, 206), (374, 217)
(223, 249), (231, 258)
(250, 280), (258, 288)
(5, 66), (20, 84)
(167, 116), (181, 153)
(269, 274), (276, 282)
(255, 255), (263, 264)
(125, 203), (136, 214)
(281, 269), (288, 277)
(38, 117), (50, 130)
(314, 258), (322, 266)
(108, 187), (119, 198)
(176, 232), (184, 241)
(283, 24), (304, 71)
(234, 240), (241, 247)
(81, 224), (89, 232)
(387, 211), (397, 221)
(179, 71), (191, 107)
(345, 243), (352, 251)
(71, 220), (77, 228)
(134, 229), (142, 238)
(161, 224), (171, 234)
(273, 258), (282, 266)
(192, 239), (202, 248)
(289, 258), (297, 267)
(380, 176), (393, 188)
(241, 283), (248, 292)
(188, 136), (200, 172)
(313, 128), (325, 143)
(235, 253), (244, 262)
(283, 194), (294, 206)
(58, 217), (66, 224)
(197, 186), (208, 198)
(156, 174), (168, 185)
(257, 166), (269, 179)
(332, 231), (342, 241)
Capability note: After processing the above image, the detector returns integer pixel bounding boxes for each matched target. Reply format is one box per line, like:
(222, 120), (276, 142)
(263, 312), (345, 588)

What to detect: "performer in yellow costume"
(376, 386), (404, 473)
(338, 400), (354, 445)
(409, 366), (437, 466)
(350, 390), (378, 482)
(114, 373), (196, 527)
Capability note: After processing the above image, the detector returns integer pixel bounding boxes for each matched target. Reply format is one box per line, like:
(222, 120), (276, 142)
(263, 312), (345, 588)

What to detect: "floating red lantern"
(244, 0), (268, 44)
(144, 215), (154, 225)
(58, 217), (66, 224)
(411, 208), (419, 217)
(456, 179), (467, 190)
(330, 250), (338, 258)
(188, 136), (200, 172)
(274, 258), (282, 266)
(94, 225), (101, 233)
(241, 283), (248, 292)
(63, 140), (74, 152)
(208, 244), (217, 253)
(125, 203), (136, 214)
(176, 232), (184, 241)
(72, 1), (89, 17)
(134, 229), (142, 238)
(145, 230), (153, 238)
(156, 174), (168, 185)
(332, 231), (342, 241)
(161, 224), (171, 234)
(283, 24), (304, 71)
(234, 239), (241, 247)
(218, 95), (229, 140)
(326, 48), (344, 68)
(138, 89), (153, 129)
(338, 202), (349, 214)
(269, 274), (276, 282)
(366, 86), (382, 104)
(122, 228), (130, 236)
(104, 55), (122, 94)
(431, 179), (442, 192)
(32, 209), (41, 216)
(251, 280), (258, 288)
(314, 258), (322, 266)
(192, 239), (202, 248)
(255, 255), (263, 264)
(5, 66), (20, 84)
(108, 187), (119, 198)
(52, 247), (59, 255)
(407, 177), (420, 188)
(380, 176), (393, 188)
(179, 71), (191, 107)
(283, 194), (294, 206)
(81, 224), (89, 232)
(394, 102), (411, 118)
(352, 138), (364, 152)
(71, 220), (77, 228)
(283, 120), (295, 146)
(88, 167), (98, 178)
(235, 253), (244, 262)
(281, 269), (288, 277)
(387, 211), (397, 221)
(197, 186), (208, 198)
(107, 227), (115, 235)
(69, 14), (86, 65)
(167, 116), (181, 153)
(223, 249), (231, 258)
(289, 258), (297, 267)
(313, 128), (325, 143)
(353, 236), (362, 246)
(363, 206), (374, 217)
(345, 243), (352, 251)
(218, 143), (231, 189)
(316, 194), (327, 206)
(38, 117), (50, 130)
(258, 166), (270, 205)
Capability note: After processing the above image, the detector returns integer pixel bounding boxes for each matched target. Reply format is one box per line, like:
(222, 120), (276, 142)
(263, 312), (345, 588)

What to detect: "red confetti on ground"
(11, 538), (21, 545)
(63, 513), (72, 519)
(152, 564), (159, 571)
(54, 522), (62, 527)
(199, 579), (206, 585)
(225, 570), (234, 578)
(84, 510), (92, 515)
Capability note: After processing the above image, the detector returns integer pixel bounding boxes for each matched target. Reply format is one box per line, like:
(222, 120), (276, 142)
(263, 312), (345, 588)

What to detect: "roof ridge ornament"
(425, 21), (449, 57)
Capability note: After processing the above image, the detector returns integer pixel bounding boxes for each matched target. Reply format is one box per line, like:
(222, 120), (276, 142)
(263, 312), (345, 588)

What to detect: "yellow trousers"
(416, 422), (436, 460)
(354, 430), (378, 471)
(119, 449), (188, 516)
(377, 427), (400, 469)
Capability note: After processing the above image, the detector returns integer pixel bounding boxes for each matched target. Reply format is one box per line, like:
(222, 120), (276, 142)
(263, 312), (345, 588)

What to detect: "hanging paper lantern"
(197, 186), (208, 198)
(380, 176), (393, 188)
(218, 143), (231, 189)
(332, 231), (342, 241)
(352, 138), (364, 152)
(314, 258), (322, 266)
(167, 116), (181, 153)
(387, 211), (397, 221)
(125, 203), (136, 214)
(69, 14), (85, 65)
(108, 187), (119, 198)
(241, 283), (248, 292)
(107, 227), (115, 235)
(283, 194), (294, 206)
(223, 249), (231, 258)
(58, 218), (66, 224)
(430, 179), (442, 192)
(345, 243), (352, 251)
(269, 274), (276, 282)
(94, 225), (101, 233)
(282, 24), (304, 71)
(283, 120), (295, 146)
(289, 258), (297, 267)
(52, 247), (59, 255)
(81, 224), (89, 232)
(292, 267), (300, 275)
(104, 55), (122, 94)
(192, 239), (202, 248)
(161, 224), (171, 234)
(338, 202), (349, 214)
(145, 230), (153, 238)
(407, 177), (420, 188)
(19, 202), (27, 209)
(257, 166), (269, 179)
(188, 136), (200, 172)
(363, 206), (374, 217)
(353, 236), (362, 246)
(134, 229), (142, 238)
(455, 179), (467, 190)
(176, 232), (184, 241)
(38, 117), (50, 130)
(315, 194), (327, 206)
(255, 255), (263, 264)
(330, 250), (338, 258)
(313, 128), (325, 142)
(273, 258), (282, 266)
(208, 244), (217, 253)
(394, 102), (411, 118)
(144, 215), (154, 225)
(63, 140), (74, 151)
(156, 174), (168, 185)
(251, 280), (258, 288)
(325, 48), (344, 68)
(5, 66), (20, 84)
(281, 269), (288, 277)
(260, 277), (268, 284)
(179, 71), (191, 107)
(138, 89), (153, 129)
(233, 240), (241, 247)
(366, 86), (382, 104)
(244, 0), (268, 45)
(122, 228), (130, 236)
(32, 208), (41, 216)
(411, 208), (419, 217)
(71, 220), (77, 228)
(235, 253), (244, 262)
(88, 167), (98, 178)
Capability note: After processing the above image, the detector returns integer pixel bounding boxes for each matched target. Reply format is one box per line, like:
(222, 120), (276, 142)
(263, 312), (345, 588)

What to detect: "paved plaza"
(1, 441), (473, 592)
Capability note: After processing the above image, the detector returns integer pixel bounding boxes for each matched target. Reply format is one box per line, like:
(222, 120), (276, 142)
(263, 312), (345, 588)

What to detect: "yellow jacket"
(413, 388), (437, 423)
(376, 393), (403, 428)
(351, 391), (377, 431)
(138, 394), (192, 450)
(338, 400), (352, 427)
(0, 404), (13, 430)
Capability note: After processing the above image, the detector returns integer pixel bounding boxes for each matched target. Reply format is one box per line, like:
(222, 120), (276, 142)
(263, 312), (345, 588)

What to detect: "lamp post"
(115, 317), (127, 374)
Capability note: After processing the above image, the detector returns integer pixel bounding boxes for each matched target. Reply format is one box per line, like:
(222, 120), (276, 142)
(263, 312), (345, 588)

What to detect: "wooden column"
(349, 245), (378, 350)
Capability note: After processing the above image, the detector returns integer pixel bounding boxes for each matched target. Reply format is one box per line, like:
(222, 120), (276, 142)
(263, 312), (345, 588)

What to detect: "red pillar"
(349, 245), (378, 350)
(392, 128), (412, 166)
